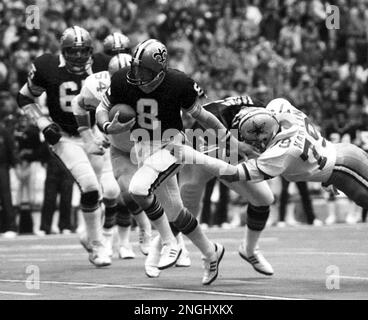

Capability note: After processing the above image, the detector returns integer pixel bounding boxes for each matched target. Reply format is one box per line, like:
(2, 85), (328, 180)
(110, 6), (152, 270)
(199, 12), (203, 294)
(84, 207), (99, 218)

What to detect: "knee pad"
(173, 208), (198, 235)
(116, 204), (132, 227)
(80, 190), (100, 212)
(169, 222), (180, 237)
(246, 205), (270, 231)
(122, 194), (142, 216)
(102, 198), (118, 229)
(144, 195), (164, 221)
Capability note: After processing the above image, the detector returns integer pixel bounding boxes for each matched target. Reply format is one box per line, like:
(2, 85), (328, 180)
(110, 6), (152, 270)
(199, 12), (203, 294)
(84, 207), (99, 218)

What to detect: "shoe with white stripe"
(119, 244), (136, 259)
(158, 241), (182, 270)
(145, 235), (162, 278)
(202, 243), (225, 285)
(89, 240), (112, 267)
(238, 243), (273, 276)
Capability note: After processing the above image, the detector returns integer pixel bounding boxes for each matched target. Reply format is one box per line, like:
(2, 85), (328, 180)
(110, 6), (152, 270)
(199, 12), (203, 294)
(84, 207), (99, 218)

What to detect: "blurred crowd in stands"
(1, 0), (368, 236)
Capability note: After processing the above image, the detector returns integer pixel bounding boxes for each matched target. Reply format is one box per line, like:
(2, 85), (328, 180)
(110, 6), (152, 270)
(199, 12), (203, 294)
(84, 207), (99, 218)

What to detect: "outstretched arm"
(176, 144), (250, 182)
(185, 98), (256, 159)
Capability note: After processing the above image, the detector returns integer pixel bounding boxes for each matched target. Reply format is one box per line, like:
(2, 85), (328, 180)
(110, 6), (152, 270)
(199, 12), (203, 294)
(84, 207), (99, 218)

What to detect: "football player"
(179, 95), (275, 277)
(103, 32), (131, 56)
(71, 53), (152, 259)
(17, 26), (111, 267)
(176, 98), (368, 212)
(96, 39), (253, 285)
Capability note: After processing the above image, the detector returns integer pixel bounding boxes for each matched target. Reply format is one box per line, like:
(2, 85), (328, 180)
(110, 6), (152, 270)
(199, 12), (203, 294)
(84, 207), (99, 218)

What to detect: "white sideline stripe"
(8, 258), (47, 262)
(339, 276), (368, 281)
(0, 290), (40, 296)
(0, 223), (362, 242)
(0, 237), (278, 253)
(265, 251), (368, 257)
(0, 279), (306, 300)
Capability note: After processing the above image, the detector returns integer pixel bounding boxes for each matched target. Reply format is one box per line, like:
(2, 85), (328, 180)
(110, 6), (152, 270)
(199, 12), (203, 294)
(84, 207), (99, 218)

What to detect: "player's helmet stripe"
(134, 39), (158, 62)
(113, 32), (121, 49)
(118, 54), (128, 68)
(73, 26), (83, 45)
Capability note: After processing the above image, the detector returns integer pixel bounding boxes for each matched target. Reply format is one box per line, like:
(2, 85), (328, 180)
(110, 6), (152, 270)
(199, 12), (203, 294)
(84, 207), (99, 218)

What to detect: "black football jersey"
(104, 67), (205, 138)
(199, 95), (265, 129)
(27, 53), (110, 136)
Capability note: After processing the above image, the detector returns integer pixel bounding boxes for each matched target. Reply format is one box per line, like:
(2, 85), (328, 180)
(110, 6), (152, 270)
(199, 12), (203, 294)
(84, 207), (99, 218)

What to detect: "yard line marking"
(0, 279), (307, 300)
(339, 276), (368, 281)
(265, 251), (368, 256)
(0, 290), (40, 296)
(8, 258), (47, 262)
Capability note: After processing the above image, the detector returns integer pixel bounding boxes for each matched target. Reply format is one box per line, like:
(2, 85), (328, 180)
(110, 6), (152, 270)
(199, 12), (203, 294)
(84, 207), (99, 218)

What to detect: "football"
(109, 103), (136, 123)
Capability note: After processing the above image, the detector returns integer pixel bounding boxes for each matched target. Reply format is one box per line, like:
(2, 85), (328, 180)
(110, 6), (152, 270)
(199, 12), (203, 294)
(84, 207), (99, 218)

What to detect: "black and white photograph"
(0, 0), (367, 306)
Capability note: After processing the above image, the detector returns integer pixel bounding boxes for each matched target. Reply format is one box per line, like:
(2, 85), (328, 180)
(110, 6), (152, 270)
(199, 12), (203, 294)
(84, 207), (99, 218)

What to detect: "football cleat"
(238, 243), (274, 276)
(157, 241), (182, 270)
(145, 235), (162, 278)
(119, 244), (136, 259)
(202, 243), (225, 285)
(89, 241), (111, 267)
(138, 227), (152, 256)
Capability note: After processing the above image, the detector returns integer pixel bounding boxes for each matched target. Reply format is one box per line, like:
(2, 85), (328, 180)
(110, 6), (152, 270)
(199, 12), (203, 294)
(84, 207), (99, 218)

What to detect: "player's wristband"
(102, 122), (111, 135)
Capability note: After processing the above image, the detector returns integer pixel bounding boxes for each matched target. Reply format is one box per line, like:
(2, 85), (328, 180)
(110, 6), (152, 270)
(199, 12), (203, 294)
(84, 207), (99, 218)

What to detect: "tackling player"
(179, 95), (275, 276)
(176, 98), (368, 212)
(96, 39), (252, 285)
(17, 26), (111, 267)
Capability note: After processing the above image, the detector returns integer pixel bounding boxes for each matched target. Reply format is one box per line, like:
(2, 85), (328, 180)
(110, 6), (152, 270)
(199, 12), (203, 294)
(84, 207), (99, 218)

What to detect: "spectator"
(277, 178), (322, 227)
(13, 115), (42, 234)
(0, 117), (17, 238)
(39, 147), (74, 235)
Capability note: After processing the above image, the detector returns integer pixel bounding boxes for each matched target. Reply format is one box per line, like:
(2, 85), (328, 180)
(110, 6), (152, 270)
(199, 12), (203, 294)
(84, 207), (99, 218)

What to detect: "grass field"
(0, 224), (367, 300)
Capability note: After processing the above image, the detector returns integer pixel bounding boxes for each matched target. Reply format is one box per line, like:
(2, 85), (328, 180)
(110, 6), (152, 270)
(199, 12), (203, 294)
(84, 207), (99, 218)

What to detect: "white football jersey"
(242, 103), (337, 183)
(81, 71), (133, 152)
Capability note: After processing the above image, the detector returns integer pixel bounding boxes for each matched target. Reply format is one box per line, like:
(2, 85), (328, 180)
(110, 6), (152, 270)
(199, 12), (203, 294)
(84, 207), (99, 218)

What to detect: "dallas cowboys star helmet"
(237, 107), (280, 152)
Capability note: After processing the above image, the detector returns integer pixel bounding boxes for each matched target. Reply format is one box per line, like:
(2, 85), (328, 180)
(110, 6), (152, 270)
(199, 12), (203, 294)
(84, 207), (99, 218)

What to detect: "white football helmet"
(108, 53), (132, 76)
(266, 98), (293, 113)
(237, 107), (280, 152)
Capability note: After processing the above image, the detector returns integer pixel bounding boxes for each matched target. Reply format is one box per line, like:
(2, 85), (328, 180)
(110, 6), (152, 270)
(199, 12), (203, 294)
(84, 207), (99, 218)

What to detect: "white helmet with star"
(237, 107), (280, 152)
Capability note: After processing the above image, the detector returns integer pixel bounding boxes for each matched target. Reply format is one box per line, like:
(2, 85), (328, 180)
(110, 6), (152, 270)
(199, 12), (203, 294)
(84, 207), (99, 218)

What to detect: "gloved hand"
(43, 122), (62, 145)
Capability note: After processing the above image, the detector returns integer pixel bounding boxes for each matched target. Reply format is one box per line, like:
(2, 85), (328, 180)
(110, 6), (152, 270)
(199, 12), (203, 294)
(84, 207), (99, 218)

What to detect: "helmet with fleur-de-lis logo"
(60, 26), (93, 74)
(126, 39), (168, 93)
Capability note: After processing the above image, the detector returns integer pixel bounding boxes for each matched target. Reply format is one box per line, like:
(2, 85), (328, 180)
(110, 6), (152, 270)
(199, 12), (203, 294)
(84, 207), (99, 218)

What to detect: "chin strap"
(138, 70), (165, 93)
